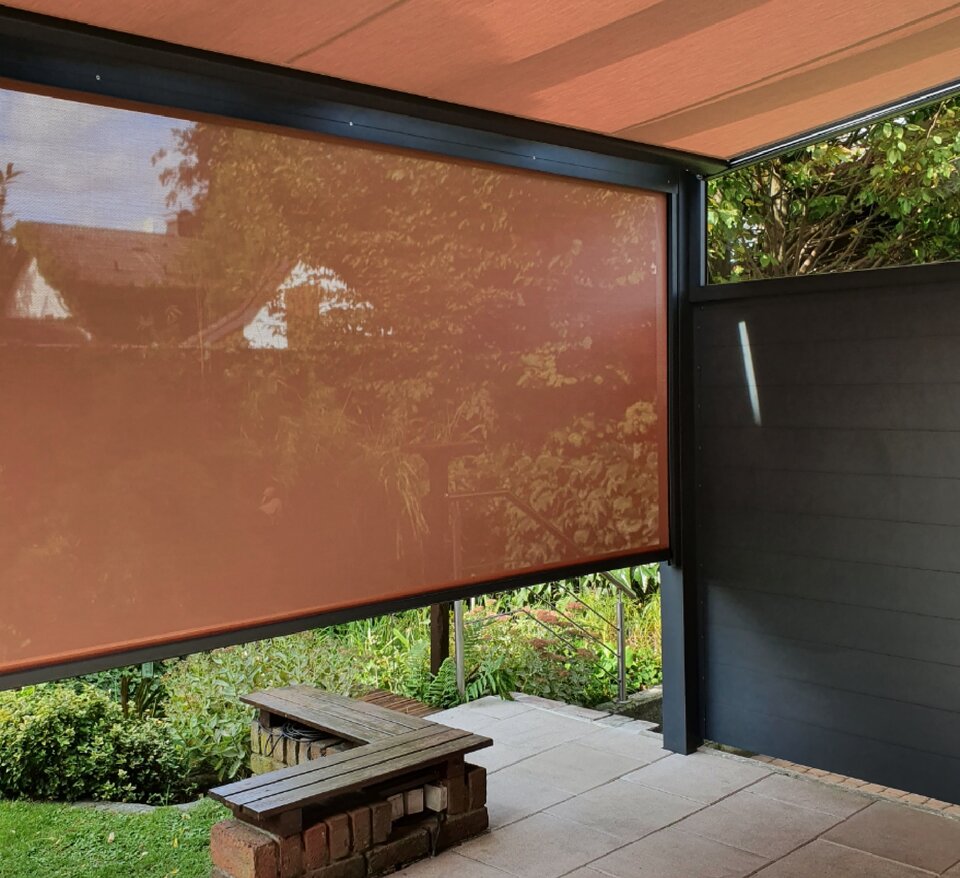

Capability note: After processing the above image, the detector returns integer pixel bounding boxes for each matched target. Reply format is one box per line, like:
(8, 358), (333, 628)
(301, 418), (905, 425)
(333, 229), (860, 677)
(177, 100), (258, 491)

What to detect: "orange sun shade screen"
(0, 82), (668, 678)
(8, 0), (960, 160)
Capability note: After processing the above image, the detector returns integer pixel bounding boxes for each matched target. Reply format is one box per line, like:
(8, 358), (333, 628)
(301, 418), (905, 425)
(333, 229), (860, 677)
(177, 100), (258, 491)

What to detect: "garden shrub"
(0, 684), (194, 804)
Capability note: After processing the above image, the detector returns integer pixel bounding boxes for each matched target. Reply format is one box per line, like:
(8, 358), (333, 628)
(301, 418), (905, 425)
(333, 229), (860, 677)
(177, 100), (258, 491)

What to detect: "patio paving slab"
(486, 765), (573, 829)
(747, 772), (872, 818)
(466, 741), (543, 773)
(622, 751), (771, 804)
(588, 826), (768, 878)
(675, 788), (845, 859)
(576, 724), (672, 763)
(824, 801), (960, 873)
(751, 839), (937, 878)
(400, 850), (513, 877)
(456, 811), (622, 878)
(507, 740), (645, 795)
(486, 710), (606, 752)
(419, 699), (960, 878)
(454, 695), (538, 721)
(546, 778), (701, 842)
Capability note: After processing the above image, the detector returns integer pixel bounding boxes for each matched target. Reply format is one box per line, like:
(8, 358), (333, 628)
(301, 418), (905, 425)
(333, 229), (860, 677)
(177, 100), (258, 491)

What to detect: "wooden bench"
(210, 686), (492, 835)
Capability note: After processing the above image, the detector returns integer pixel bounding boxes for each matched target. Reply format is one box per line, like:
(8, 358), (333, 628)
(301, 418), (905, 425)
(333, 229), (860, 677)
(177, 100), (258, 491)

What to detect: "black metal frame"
(694, 257), (960, 304)
(0, 5), (702, 715)
(728, 75), (960, 171)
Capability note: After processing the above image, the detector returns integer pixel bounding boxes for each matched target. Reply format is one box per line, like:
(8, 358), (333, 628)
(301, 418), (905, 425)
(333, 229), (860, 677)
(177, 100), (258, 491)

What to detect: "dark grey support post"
(660, 172), (706, 755)
(660, 563), (700, 753)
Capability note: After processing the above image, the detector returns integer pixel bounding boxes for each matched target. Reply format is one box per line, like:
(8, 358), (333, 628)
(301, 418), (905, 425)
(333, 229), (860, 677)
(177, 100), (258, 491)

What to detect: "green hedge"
(0, 685), (195, 805)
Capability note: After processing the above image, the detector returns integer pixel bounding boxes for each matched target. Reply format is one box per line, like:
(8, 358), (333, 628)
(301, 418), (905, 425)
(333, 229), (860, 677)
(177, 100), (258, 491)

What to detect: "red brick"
(304, 821), (329, 871)
(210, 820), (279, 878)
(308, 853), (366, 878)
(365, 826), (430, 875)
(370, 801), (392, 845)
(347, 806), (372, 853)
(466, 766), (487, 811)
(325, 813), (351, 861)
(274, 834), (303, 878)
(436, 807), (488, 851)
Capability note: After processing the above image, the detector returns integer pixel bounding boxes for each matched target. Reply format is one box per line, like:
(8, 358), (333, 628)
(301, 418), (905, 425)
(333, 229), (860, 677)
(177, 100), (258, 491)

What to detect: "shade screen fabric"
(8, 1), (960, 160)
(0, 83), (668, 676)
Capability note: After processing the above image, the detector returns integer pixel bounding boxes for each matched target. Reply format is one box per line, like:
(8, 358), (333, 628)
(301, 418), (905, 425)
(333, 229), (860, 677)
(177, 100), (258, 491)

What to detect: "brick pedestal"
(211, 764), (488, 878)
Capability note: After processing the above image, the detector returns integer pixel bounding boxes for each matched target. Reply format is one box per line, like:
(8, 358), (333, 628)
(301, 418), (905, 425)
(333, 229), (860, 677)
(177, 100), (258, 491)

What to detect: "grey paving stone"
(596, 715), (635, 727)
(466, 741), (542, 774)
(589, 826), (768, 878)
(623, 752), (770, 804)
(675, 789), (843, 858)
(575, 724), (671, 764)
(400, 851), (513, 877)
(456, 812), (622, 878)
(825, 801), (960, 873)
(492, 711), (602, 752)
(454, 696), (537, 720)
(487, 765), (573, 829)
(752, 839), (937, 877)
(433, 706), (506, 735)
(508, 741), (645, 795)
(749, 773), (871, 818)
(546, 778), (701, 842)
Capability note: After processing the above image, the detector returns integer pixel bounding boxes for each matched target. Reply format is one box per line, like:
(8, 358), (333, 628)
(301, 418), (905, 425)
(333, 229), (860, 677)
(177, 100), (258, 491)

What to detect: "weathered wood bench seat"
(209, 685), (492, 835)
(242, 685), (436, 744)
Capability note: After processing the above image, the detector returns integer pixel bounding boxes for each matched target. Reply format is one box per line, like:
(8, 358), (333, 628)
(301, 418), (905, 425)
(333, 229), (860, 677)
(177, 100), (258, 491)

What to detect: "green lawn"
(0, 798), (229, 878)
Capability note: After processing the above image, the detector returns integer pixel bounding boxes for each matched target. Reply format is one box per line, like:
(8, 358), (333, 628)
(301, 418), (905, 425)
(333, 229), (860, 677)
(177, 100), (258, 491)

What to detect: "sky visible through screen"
(0, 88), (187, 231)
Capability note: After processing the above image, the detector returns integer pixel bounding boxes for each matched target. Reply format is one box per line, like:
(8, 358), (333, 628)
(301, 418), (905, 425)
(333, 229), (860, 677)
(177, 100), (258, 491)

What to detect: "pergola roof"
(6, 0), (960, 163)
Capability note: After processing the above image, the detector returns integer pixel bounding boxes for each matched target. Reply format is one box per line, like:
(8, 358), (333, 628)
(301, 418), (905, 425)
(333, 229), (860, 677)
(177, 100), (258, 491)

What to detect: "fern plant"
(422, 624), (516, 709)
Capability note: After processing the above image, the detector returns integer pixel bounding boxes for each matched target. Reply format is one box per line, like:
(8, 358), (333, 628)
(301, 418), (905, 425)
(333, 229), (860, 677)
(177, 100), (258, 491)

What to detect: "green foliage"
(0, 797), (228, 878)
(0, 685), (194, 805)
(159, 574), (661, 784)
(416, 626), (517, 710)
(709, 98), (960, 281)
(161, 613), (433, 784)
(2, 574), (660, 796)
(78, 663), (169, 720)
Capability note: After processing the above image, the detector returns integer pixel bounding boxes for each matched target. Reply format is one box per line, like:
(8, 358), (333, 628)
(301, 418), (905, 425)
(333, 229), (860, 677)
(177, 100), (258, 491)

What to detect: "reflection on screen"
(0, 83), (668, 675)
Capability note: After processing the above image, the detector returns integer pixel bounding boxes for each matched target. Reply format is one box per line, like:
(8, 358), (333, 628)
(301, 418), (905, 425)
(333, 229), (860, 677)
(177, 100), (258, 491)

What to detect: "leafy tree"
(709, 98), (960, 282)
(158, 122), (667, 570)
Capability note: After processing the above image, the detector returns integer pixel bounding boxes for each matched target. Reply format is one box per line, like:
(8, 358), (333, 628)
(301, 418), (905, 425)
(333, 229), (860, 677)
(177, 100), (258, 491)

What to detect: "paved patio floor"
(403, 695), (960, 878)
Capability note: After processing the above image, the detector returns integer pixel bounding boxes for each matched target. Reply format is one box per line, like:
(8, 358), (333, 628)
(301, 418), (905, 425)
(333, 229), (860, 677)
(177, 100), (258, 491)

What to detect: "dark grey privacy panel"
(696, 272), (960, 803)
